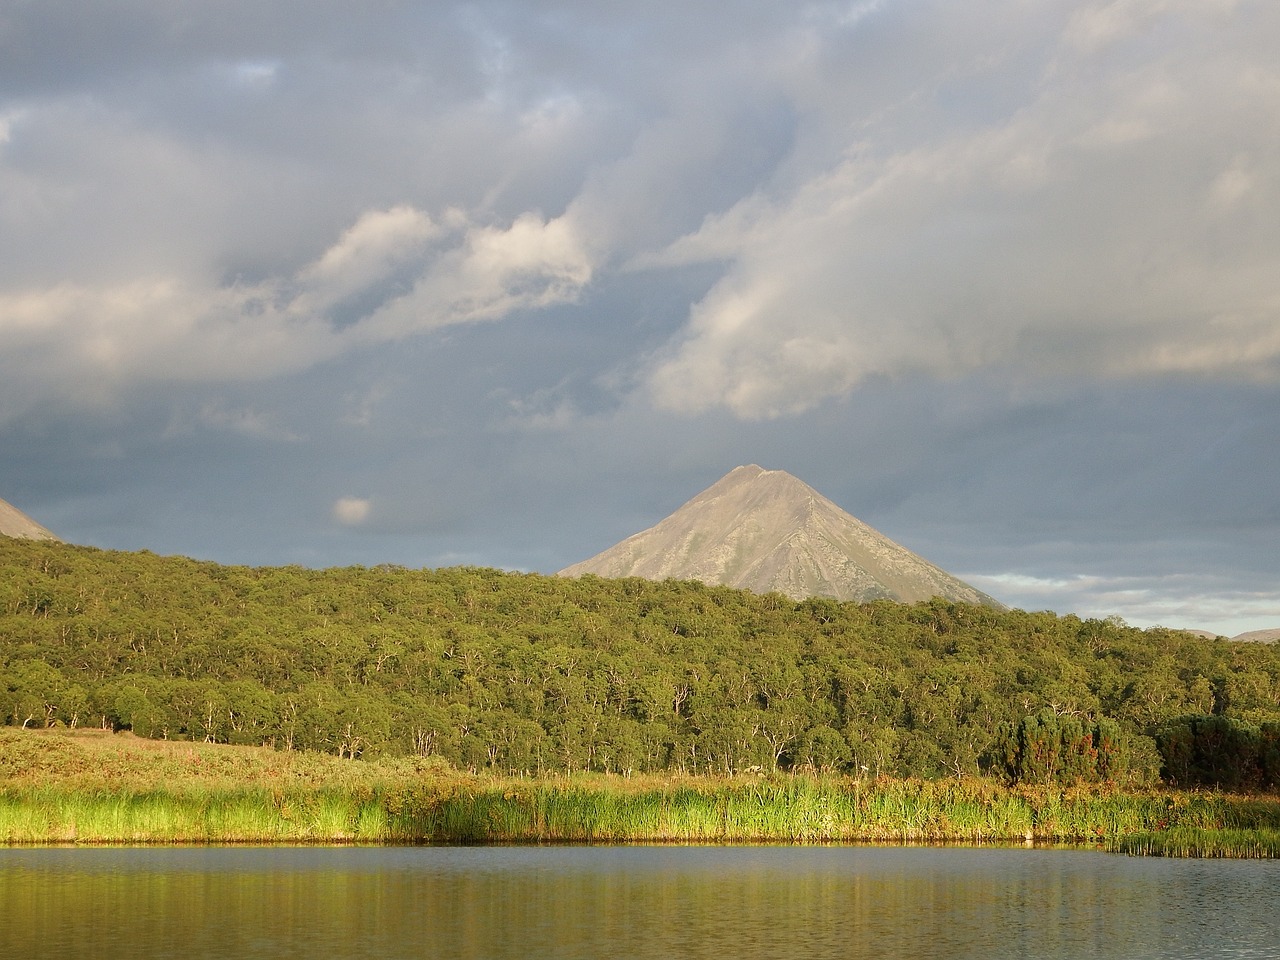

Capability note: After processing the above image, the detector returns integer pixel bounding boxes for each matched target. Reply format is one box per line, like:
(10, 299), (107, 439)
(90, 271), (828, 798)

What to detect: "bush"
(982, 710), (1131, 785)
(1155, 715), (1274, 791)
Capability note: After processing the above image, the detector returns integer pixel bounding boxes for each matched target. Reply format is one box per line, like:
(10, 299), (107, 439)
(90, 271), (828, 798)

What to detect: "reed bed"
(3, 729), (1279, 855)
(5, 778), (1279, 856)
(1113, 828), (1280, 858)
(0, 787), (391, 844)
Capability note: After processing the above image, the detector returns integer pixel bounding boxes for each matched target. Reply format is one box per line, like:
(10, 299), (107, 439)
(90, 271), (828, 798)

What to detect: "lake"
(1, 845), (1276, 959)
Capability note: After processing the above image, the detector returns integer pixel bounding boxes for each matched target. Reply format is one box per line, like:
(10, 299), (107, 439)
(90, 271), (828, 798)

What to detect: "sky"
(2, 0), (1278, 637)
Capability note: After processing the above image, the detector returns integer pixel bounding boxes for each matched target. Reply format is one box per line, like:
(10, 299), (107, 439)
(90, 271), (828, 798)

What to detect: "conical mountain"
(0, 496), (60, 542)
(559, 465), (1002, 606)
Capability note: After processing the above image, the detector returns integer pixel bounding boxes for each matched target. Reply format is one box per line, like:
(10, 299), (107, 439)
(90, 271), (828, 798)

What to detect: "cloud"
(358, 211), (593, 337)
(1064, 0), (1240, 54)
(645, 0), (1280, 417)
(1, 0), (1277, 638)
(0, 205), (592, 418)
(975, 569), (1280, 637)
(0, 278), (340, 423)
(502, 380), (584, 431)
(294, 206), (440, 315)
(187, 401), (304, 443)
(332, 497), (372, 527)
(0, 109), (24, 146)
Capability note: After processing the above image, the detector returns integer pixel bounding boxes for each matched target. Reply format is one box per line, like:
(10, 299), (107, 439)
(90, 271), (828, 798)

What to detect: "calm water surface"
(1, 845), (1276, 959)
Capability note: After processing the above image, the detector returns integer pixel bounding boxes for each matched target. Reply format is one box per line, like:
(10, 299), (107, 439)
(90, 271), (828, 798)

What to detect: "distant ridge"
(0, 496), (60, 542)
(1232, 628), (1280, 644)
(559, 465), (1003, 607)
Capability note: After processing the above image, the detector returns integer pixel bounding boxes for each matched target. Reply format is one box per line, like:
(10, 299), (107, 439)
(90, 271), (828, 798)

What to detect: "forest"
(3, 537), (1279, 788)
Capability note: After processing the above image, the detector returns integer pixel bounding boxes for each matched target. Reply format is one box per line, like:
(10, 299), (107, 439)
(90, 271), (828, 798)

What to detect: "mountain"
(1160, 627), (1279, 643)
(0, 496), (60, 542)
(1232, 629), (1280, 644)
(559, 464), (1003, 607)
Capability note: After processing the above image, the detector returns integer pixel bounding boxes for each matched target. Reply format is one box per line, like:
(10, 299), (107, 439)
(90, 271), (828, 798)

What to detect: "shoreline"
(4, 729), (1279, 856)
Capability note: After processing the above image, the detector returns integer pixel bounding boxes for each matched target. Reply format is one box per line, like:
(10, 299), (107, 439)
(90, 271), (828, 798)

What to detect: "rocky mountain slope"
(559, 464), (1003, 606)
(0, 497), (59, 542)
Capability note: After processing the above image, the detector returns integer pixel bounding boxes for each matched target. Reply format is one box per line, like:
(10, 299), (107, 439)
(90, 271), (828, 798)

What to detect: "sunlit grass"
(3, 728), (1280, 855)
(1112, 828), (1280, 858)
(4, 778), (1280, 854)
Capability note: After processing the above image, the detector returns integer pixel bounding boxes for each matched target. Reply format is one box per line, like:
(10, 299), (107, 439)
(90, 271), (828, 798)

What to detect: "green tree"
(984, 710), (1129, 785)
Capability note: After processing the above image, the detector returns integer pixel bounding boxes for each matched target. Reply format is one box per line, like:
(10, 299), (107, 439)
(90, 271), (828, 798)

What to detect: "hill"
(0, 496), (60, 542)
(559, 465), (1002, 606)
(1233, 629), (1280, 644)
(4, 536), (1279, 780)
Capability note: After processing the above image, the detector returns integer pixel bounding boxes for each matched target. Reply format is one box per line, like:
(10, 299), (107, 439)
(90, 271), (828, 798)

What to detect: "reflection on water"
(1, 845), (1276, 959)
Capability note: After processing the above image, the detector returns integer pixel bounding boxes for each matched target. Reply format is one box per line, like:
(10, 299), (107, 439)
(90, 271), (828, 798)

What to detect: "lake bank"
(3, 728), (1278, 855)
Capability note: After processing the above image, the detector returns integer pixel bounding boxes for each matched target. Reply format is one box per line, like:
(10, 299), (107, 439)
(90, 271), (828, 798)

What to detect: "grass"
(1113, 828), (1280, 858)
(3, 728), (1279, 855)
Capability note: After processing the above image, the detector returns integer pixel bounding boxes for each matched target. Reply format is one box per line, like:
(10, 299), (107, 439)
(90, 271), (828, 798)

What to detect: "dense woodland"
(3, 538), (1279, 787)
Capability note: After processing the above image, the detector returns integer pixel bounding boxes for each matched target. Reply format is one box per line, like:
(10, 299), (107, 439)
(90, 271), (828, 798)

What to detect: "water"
(1, 845), (1276, 959)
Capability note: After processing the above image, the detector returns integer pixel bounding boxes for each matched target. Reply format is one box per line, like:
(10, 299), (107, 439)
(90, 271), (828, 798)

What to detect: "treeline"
(1156, 715), (1280, 792)
(3, 538), (1280, 785)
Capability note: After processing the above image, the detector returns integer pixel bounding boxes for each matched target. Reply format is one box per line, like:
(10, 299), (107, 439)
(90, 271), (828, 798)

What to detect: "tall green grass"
(3, 729), (1279, 855)
(0, 787), (380, 843)
(1113, 828), (1280, 858)
(8, 776), (1277, 854)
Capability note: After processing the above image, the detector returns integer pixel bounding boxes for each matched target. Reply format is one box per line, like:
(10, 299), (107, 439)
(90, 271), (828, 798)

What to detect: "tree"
(983, 710), (1129, 785)
(1155, 715), (1264, 791)
(796, 725), (851, 773)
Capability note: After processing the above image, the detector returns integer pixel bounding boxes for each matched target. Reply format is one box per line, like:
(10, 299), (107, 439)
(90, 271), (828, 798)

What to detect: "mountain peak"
(0, 496), (61, 542)
(559, 466), (1002, 607)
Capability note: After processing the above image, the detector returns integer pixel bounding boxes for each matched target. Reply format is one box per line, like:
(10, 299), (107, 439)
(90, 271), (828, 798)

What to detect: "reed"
(3, 729), (1279, 855)
(4, 779), (1280, 855)
(1112, 828), (1280, 858)
(378, 777), (1280, 850)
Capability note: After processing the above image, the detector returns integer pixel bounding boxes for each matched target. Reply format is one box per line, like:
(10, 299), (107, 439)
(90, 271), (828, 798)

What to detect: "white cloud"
(1064, 0), (1240, 54)
(230, 60), (280, 89)
(646, 0), (1280, 417)
(339, 385), (389, 428)
(0, 109), (25, 147)
(359, 211), (593, 337)
(332, 497), (372, 526)
(0, 278), (340, 392)
(976, 568), (1280, 637)
(195, 401), (304, 443)
(502, 381), (583, 431)
(2, 281), (279, 379)
(973, 572), (1093, 595)
(1207, 153), (1258, 211)
(294, 206), (440, 314)
(0, 205), (593, 414)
